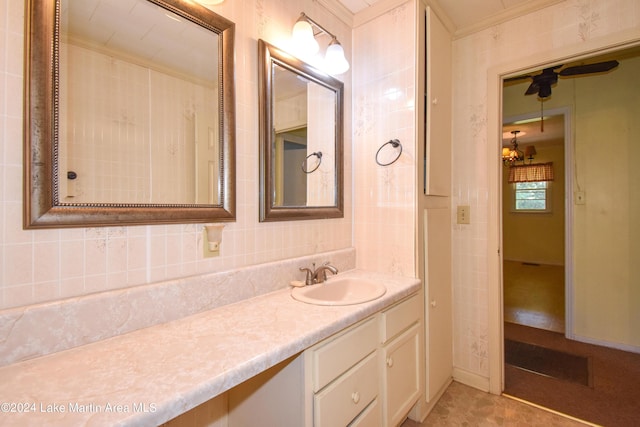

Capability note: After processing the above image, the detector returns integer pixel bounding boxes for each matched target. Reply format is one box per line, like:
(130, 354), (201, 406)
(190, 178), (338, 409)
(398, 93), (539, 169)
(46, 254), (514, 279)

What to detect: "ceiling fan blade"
(524, 82), (540, 95)
(505, 74), (533, 83)
(559, 60), (619, 76)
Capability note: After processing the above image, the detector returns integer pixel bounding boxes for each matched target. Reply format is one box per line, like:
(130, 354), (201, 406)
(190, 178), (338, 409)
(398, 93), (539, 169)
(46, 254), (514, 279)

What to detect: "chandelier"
(502, 130), (536, 167)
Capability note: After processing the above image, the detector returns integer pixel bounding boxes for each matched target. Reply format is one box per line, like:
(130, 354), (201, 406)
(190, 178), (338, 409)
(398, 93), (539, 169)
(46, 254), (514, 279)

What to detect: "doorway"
(497, 47), (640, 426)
(501, 112), (568, 335)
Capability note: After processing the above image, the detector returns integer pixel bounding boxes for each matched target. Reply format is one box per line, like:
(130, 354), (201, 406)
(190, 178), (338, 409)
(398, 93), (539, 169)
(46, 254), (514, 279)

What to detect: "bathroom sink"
(291, 277), (386, 306)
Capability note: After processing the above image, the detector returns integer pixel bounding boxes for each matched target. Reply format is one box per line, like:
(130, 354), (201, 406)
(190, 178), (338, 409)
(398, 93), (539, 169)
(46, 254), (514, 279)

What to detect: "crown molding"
(352, 0), (408, 28)
(314, 0), (565, 40)
(422, 0), (456, 35)
(315, 0), (355, 27)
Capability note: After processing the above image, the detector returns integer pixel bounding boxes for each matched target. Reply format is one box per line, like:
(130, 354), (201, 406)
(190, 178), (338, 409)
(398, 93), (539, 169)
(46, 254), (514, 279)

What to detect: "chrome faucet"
(299, 262), (339, 286)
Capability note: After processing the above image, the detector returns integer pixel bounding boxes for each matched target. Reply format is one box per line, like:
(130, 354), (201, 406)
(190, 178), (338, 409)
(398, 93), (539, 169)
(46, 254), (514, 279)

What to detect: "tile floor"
(401, 381), (590, 426)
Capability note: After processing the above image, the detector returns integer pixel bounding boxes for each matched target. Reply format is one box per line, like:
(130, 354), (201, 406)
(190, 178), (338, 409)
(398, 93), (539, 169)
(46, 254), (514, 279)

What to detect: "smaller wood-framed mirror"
(24, 0), (236, 228)
(258, 40), (344, 222)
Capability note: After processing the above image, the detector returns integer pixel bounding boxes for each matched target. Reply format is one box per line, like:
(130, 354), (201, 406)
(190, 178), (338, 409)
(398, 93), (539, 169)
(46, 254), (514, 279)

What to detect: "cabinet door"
(382, 324), (420, 427)
(424, 208), (452, 401)
(420, 5), (451, 196)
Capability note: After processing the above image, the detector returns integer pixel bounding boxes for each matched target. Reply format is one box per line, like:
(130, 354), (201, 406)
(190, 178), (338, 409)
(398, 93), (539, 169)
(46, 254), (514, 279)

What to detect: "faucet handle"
(299, 267), (314, 286)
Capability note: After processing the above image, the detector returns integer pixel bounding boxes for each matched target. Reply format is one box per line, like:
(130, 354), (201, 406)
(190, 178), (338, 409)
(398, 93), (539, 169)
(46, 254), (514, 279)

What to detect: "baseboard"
(568, 332), (640, 355)
(503, 258), (564, 267)
(407, 377), (453, 423)
(452, 367), (491, 392)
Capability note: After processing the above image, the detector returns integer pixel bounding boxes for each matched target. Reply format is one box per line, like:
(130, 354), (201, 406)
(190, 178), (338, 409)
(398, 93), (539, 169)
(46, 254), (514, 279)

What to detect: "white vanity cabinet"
(306, 293), (421, 427)
(179, 292), (421, 427)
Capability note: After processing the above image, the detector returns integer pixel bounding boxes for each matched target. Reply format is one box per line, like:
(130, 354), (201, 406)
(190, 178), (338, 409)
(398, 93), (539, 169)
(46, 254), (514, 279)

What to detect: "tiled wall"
(0, 0), (352, 310)
(451, 0), (640, 378)
(352, 2), (417, 277)
(60, 43), (215, 204)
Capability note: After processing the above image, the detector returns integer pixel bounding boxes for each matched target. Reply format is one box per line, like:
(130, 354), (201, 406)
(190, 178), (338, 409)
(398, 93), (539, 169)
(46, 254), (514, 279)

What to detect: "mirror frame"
(23, 0), (236, 228)
(258, 39), (344, 222)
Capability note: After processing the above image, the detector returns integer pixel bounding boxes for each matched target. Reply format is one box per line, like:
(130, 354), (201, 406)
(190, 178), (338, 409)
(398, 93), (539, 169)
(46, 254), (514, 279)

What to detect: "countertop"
(0, 270), (420, 426)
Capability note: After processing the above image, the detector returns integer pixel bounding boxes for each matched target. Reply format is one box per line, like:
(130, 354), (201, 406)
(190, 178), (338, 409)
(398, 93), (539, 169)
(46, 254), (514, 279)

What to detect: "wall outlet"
(575, 191), (586, 205)
(457, 205), (470, 224)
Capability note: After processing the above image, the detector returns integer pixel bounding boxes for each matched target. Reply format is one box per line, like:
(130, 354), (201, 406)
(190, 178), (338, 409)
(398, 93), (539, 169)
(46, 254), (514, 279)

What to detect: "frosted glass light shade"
(325, 39), (349, 75)
(204, 224), (224, 251)
(292, 20), (319, 55)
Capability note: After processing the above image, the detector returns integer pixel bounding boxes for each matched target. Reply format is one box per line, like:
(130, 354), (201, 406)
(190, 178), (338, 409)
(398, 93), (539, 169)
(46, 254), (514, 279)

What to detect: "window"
(513, 181), (551, 212)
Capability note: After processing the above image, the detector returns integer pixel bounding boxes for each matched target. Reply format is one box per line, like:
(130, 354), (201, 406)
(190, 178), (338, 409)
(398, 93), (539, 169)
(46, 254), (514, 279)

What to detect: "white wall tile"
(352, 1), (417, 277)
(0, 0), (352, 310)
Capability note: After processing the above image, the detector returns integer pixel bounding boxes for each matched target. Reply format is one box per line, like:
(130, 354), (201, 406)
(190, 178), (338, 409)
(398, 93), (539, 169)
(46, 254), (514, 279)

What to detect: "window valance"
(508, 162), (554, 183)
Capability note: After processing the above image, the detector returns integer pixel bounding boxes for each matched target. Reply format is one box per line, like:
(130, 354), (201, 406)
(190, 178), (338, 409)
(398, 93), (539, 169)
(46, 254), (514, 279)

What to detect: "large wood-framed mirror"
(24, 0), (236, 228)
(258, 39), (344, 221)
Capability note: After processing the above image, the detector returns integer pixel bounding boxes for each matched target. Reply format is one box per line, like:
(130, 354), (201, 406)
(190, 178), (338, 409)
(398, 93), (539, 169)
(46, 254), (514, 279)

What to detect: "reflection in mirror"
(24, 0), (236, 228)
(259, 39), (343, 221)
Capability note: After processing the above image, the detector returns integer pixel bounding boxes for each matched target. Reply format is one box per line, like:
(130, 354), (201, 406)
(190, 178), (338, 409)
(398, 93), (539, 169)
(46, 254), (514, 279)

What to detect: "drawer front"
(312, 317), (378, 391)
(314, 352), (379, 426)
(349, 398), (381, 427)
(381, 293), (420, 343)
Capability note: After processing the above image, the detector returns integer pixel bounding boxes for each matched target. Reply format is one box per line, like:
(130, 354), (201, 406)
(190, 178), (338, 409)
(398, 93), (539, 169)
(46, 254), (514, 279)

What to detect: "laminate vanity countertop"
(0, 270), (420, 426)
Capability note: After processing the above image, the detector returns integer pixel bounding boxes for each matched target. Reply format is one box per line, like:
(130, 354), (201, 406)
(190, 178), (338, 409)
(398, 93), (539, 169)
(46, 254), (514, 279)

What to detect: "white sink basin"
(291, 277), (387, 306)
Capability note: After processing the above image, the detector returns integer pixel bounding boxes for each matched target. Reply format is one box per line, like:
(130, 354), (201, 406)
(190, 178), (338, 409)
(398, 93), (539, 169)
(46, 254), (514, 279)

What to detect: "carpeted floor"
(504, 322), (640, 427)
(503, 261), (640, 426)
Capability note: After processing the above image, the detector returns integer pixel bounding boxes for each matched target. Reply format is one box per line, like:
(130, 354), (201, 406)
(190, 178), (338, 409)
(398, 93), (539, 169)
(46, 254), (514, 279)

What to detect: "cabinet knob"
(351, 391), (360, 404)
(432, 98), (438, 105)
(430, 300), (437, 307)
(386, 357), (394, 367)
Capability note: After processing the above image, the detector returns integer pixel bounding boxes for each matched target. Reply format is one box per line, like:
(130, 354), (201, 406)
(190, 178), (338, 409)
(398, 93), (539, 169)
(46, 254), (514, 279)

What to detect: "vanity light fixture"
(291, 12), (350, 75)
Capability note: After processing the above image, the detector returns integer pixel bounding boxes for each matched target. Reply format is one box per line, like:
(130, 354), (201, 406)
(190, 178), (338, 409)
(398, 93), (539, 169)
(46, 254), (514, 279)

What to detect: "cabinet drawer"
(349, 398), (381, 427)
(381, 294), (420, 343)
(314, 352), (378, 426)
(312, 317), (377, 391)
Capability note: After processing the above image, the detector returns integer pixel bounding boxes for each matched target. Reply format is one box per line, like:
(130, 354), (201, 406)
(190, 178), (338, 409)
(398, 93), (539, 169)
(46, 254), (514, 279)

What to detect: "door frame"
(486, 36), (640, 395)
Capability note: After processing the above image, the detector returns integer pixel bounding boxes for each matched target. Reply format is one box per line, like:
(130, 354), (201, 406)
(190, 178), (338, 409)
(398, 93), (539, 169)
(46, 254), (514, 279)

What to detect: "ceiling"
(502, 115), (564, 148)
(337, 0), (562, 35)
(63, 0), (218, 82)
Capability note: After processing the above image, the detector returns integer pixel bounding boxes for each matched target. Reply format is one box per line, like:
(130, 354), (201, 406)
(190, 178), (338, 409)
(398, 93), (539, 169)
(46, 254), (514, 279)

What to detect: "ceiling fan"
(506, 60), (620, 99)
